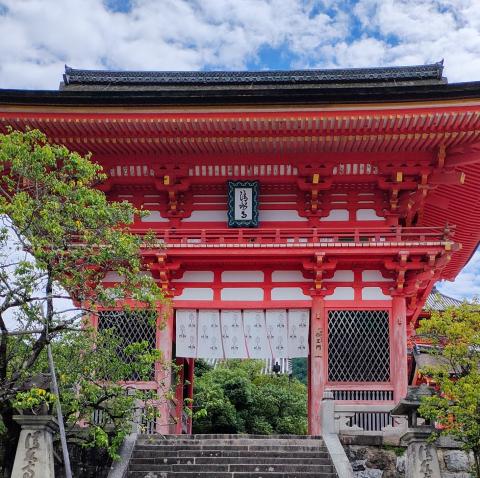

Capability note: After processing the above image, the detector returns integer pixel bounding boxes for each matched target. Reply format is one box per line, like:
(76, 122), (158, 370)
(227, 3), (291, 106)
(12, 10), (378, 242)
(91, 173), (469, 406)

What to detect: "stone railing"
(334, 403), (408, 438)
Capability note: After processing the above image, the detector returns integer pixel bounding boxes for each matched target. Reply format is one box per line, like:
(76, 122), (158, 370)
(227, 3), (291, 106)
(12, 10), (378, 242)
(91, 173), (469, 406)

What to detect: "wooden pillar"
(156, 304), (173, 434)
(187, 358), (194, 434)
(308, 294), (327, 435)
(391, 295), (408, 402)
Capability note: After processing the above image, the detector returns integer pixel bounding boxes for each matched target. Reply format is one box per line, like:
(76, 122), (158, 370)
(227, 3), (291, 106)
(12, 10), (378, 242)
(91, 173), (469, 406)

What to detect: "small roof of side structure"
(425, 287), (464, 311)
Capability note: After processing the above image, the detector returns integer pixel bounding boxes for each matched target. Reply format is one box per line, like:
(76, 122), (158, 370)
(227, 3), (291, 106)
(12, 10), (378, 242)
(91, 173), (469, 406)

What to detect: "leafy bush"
(193, 360), (307, 435)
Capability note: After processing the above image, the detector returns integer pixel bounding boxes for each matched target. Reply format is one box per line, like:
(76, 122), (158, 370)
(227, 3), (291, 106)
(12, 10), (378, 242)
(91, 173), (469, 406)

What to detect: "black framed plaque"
(227, 180), (259, 227)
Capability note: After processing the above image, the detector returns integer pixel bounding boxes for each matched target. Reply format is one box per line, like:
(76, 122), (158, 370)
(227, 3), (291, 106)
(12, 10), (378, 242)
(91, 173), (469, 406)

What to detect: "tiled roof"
(63, 62), (444, 86)
(425, 287), (464, 310)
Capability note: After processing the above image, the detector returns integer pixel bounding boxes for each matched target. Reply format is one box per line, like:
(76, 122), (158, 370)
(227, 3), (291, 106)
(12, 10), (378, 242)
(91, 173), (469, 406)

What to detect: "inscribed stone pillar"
(11, 415), (58, 478)
(308, 294), (326, 435)
(402, 430), (441, 478)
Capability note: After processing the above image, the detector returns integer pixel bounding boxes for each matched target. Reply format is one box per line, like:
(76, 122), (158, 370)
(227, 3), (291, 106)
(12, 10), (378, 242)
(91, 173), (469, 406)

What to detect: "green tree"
(193, 360), (307, 435)
(417, 301), (480, 477)
(292, 357), (307, 385)
(0, 129), (165, 476)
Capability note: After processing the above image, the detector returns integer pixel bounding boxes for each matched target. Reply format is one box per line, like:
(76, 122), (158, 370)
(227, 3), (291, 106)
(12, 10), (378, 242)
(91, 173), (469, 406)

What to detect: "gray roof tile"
(63, 62), (444, 86)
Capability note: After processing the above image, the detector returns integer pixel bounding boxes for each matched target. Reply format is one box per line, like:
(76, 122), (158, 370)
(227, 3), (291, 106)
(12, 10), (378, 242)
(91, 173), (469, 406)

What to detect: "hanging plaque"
(227, 180), (259, 227)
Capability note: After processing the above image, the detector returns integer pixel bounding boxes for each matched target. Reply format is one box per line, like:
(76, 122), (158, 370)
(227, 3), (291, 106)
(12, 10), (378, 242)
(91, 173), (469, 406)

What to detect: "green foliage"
(193, 360), (307, 435)
(47, 327), (163, 457)
(193, 359), (213, 378)
(291, 357), (307, 385)
(12, 388), (56, 414)
(416, 301), (480, 477)
(0, 129), (166, 467)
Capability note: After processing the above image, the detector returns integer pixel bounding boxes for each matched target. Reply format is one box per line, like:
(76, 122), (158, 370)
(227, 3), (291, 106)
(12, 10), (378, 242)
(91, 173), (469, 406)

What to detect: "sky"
(0, 0), (479, 300)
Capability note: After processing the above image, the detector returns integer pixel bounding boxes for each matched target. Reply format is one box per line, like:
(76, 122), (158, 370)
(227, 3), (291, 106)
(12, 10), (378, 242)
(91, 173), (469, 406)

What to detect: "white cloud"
(438, 251), (480, 301)
(0, 0), (349, 88)
(0, 0), (479, 88)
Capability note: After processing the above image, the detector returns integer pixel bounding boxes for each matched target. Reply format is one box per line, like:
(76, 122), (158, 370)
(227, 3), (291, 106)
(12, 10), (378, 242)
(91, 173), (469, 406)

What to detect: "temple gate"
(1, 62), (480, 436)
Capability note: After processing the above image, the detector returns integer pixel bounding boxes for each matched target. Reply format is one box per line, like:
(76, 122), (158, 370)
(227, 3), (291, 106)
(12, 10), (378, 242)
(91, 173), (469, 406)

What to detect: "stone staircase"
(127, 434), (337, 478)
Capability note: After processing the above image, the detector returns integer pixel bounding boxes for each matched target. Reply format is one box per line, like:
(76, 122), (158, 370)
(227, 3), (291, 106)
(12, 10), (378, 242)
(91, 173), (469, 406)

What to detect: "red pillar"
(187, 358), (194, 434)
(308, 294), (326, 435)
(156, 304), (173, 434)
(391, 295), (408, 402)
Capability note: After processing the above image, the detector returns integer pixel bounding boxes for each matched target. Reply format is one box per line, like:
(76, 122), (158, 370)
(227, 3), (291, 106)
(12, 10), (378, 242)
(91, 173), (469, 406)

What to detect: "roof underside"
(62, 63), (446, 89)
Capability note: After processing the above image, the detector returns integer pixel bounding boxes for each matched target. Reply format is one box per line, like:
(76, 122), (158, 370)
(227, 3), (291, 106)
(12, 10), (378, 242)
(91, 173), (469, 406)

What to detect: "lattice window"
(328, 310), (390, 382)
(98, 310), (157, 381)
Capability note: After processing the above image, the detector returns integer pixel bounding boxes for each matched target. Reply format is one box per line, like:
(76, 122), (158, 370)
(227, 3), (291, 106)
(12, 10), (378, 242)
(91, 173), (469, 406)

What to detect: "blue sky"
(0, 0), (479, 299)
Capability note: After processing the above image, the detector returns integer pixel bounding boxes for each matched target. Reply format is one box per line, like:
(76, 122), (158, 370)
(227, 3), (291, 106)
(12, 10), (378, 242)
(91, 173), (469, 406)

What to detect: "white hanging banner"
(175, 309), (198, 358)
(197, 309), (223, 359)
(266, 309), (289, 358)
(288, 309), (309, 358)
(175, 308), (310, 359)
(243, 309), (271, 358)
(221, 310), (247, 359)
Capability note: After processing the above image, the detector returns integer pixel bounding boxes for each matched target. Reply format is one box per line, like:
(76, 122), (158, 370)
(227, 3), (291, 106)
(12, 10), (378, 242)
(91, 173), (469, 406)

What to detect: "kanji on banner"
(221, 310), (247, 359)
(197, 310), (223, 359)
(243, 309), (271, 359)
(266, 309), (289, 358)
(287, 309), (309, 358)
(175, 308), (310, 359)
(175, 309), (198, 358)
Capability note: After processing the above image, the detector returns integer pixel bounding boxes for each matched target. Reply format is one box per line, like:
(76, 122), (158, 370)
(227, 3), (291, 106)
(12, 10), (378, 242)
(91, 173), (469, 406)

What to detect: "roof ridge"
(62, 62), (445, 86)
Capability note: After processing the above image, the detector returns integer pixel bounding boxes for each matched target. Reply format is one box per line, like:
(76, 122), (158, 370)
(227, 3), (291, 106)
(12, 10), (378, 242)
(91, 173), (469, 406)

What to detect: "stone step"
(129, 463), (335, 473)
(128, 473), (334, 478)
(137, 435), (323, 445)
(134, 445), (328, 453)
(127, 435), (337, 478)
(138, 434), (323, 440)
(130, 456), (331, 465)
(136, 439), (326, 447)
(132, 449), (331, 459)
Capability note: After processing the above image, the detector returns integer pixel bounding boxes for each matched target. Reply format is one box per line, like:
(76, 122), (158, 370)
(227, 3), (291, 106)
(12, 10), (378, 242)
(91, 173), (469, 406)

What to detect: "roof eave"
(1, 81), (480, 107)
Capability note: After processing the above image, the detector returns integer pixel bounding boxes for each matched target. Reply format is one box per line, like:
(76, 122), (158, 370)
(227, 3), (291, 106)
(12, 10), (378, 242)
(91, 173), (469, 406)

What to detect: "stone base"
(11, 415), (58, 478)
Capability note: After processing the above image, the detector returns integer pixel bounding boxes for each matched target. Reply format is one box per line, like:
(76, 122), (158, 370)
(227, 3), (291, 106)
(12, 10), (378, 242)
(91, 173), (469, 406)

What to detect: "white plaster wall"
(271, 287), (311, 300)
(175, 288), (214, 300)
(323, 270), (354, 282)
(172, 271), (215, 283)
(361, 287), (391, 300)
(356, 209), (384, 221)
(141, 211), (169, 222)
(325, 287), (355, 301)
(138, 271), (153, 277)
(362, 270), (393, 282)
(183, 211), (228, 222)
(320, 209), (349, 221)
(221, 271), (264, 282)
(259, 210), (307, 222)
(272, 271), (310, 282)
(221, 288), (264, 301)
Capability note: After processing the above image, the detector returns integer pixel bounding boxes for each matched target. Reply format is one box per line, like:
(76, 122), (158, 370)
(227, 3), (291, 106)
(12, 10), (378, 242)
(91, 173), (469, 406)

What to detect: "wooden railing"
(133, 226), (454, 247)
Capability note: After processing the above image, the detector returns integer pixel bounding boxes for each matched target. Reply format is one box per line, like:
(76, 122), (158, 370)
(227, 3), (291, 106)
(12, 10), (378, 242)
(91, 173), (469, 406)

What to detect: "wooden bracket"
(148, 254), (180, 291)
(154, 176), (191, 217)
(302, 253), (337, 290)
